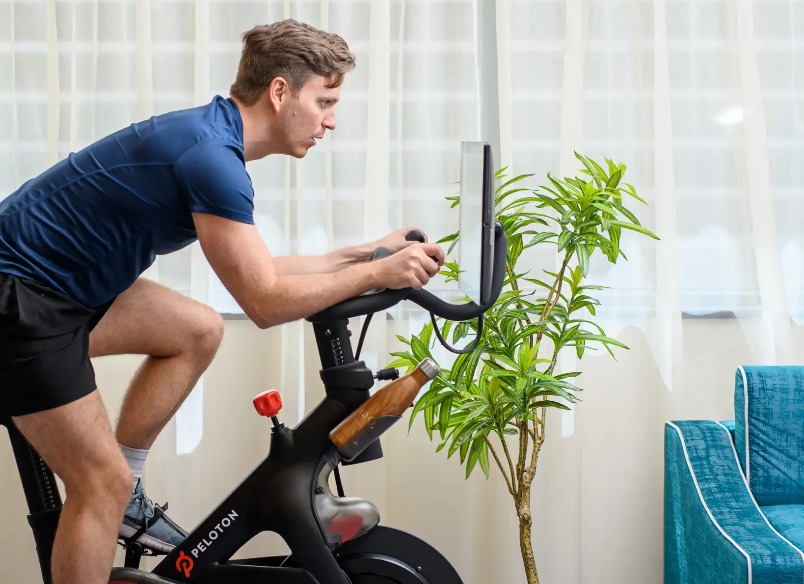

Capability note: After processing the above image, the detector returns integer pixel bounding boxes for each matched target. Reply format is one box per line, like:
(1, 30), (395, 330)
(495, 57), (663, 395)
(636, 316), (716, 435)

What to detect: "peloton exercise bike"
(1, 141), (505, 584)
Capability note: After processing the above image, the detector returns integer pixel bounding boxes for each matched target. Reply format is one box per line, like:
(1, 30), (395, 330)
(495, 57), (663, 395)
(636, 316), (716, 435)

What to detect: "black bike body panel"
(339, 554), (428, 583)
(189, 564), (320, 584)
(250, 526), (464, 584)
(153, 397), (352, 584)
(109, 567), (183, 583)
(336, 526), (463, 583)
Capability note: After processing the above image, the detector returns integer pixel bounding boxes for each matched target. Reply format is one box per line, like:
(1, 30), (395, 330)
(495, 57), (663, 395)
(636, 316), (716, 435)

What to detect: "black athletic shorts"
(0, 274), (115, 417)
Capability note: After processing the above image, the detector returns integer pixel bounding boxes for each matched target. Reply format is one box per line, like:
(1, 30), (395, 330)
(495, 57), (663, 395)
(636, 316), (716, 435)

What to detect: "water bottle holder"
(335, 415), (402, 462)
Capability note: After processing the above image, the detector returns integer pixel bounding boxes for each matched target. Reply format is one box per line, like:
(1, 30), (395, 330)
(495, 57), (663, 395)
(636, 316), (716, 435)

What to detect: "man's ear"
(267, 77), (290, 110)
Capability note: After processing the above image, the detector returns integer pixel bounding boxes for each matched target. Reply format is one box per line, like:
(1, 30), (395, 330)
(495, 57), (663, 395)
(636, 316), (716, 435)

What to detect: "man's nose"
(323, 113), (336, 131)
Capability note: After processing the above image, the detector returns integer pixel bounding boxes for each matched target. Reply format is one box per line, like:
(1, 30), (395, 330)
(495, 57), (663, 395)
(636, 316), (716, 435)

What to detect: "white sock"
(119, 444), (149, 491)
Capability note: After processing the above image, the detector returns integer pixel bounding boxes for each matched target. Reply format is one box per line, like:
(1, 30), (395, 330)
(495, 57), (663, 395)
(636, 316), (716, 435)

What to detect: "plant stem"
(516, 475), (539, 584)
(535, 251), (573, 346)
(499, 429), (518, 493)
(528, 412), (544, 479)
(517, 419), (529, 481)
(506, 262), (536, 347)
(484, 435), (515, 496)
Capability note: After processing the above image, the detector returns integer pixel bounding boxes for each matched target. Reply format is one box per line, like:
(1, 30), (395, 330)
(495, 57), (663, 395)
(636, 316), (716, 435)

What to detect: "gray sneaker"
(119, 478), (187, 553)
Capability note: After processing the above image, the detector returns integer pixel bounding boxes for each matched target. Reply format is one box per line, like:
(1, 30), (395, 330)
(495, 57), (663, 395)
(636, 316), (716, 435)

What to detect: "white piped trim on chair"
(716, 421), (804, 582)
(667, 421), (752, 584)
(739, 365), (751, 482)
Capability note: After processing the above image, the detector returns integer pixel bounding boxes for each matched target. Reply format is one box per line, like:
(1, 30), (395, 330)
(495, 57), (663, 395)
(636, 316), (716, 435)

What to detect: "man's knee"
(186, 306), (224, 359)
(65, 453), (132, 508)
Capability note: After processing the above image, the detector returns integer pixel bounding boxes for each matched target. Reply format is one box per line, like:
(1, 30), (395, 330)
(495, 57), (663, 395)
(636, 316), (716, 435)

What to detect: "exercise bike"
(2, 146), (504, 584)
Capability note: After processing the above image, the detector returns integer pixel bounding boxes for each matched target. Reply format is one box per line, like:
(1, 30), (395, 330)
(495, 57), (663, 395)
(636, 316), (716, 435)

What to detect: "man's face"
(277, 75), (341, 158)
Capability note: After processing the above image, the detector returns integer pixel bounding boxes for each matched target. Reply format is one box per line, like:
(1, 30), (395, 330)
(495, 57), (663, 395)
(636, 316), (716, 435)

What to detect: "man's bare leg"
(13, 392), (133, 584)
(89, 278), (224, 449)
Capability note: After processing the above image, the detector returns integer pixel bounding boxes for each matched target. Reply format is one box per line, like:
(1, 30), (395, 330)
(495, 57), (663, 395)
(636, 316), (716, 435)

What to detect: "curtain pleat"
(45, 0), (59, 165)
(8, 0), (19, 186)
(653, 0), (684, 391)
(735, 0), (794, 363)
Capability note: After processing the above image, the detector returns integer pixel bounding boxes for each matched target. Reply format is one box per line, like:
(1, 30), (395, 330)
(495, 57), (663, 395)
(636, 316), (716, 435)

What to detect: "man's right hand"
(375, 243), (445, 290)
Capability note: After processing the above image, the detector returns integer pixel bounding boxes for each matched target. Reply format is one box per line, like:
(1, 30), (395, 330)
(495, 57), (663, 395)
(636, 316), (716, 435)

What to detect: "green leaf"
(419, 322), (434, 350)
(410, 336), (431, 361)
(536, 193), (567, 216)
(465, 436), (486, 478)
(606, 220), (659, 239)
(575, 332), (630, 350)
(610, 202), (642, 226)
(438, 395), (454, 437)
(557, 229), (574, 251)
(496, 187), (534, 209)
(530, 399), (571, 411)
(498, 173), (535, 194)
(576, 244), (590, 277)
(386, 357), (412, 369)
(621, 182), (648, 204)
(423, 401), (436, 440)
(484, 352), (521, 374)
(606, 169), (623, 189)
(524, 232), (557, 248)
(478, 439), (490, 478)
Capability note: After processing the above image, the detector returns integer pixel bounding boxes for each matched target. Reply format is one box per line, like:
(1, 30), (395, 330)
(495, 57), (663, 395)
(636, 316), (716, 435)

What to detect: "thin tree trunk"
(516, 480), (539, 584)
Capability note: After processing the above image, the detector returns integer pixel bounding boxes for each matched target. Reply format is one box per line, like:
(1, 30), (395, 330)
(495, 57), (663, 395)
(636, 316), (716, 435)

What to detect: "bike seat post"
(1, 417), (63, 584)
(312, 320), (354, 369)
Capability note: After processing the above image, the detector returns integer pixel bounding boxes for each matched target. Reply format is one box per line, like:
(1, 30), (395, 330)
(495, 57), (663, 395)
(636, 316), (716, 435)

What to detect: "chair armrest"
(665, 420), (804, 584)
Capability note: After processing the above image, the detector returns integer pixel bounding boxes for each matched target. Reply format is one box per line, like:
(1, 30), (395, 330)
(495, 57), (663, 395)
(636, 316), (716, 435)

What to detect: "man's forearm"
(250, 261), (380, 328)
(272, 243), (375, 276)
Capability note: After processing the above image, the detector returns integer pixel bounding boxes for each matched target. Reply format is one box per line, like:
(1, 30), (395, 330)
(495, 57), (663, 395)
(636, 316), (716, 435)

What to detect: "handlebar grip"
(407, 221), (507, 320)
(369, 246), (393, 261)
(405, 229), (438, 263)
(405, 230), (426, 243)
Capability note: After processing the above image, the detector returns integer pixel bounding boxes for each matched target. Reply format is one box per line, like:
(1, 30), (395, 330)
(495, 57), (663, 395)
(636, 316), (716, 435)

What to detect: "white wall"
(2, 317), (802, 584)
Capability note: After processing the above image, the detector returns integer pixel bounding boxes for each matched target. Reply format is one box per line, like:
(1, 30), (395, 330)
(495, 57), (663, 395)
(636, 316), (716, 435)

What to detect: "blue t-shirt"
(0, 96), (254, 307)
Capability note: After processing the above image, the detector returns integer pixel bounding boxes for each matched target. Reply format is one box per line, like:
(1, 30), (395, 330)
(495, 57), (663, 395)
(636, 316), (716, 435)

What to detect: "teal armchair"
(665, 366), (804, 584)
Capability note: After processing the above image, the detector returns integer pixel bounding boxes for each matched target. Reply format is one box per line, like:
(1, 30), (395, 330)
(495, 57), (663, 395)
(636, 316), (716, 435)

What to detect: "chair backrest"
(734, 365), (804, 506)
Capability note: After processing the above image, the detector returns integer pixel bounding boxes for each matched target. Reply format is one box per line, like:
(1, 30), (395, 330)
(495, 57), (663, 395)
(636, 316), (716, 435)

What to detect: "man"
(0, 19), (444, 584)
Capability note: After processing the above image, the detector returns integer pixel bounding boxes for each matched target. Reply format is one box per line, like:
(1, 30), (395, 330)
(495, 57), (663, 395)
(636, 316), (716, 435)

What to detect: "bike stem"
(312, 319), (385, 465)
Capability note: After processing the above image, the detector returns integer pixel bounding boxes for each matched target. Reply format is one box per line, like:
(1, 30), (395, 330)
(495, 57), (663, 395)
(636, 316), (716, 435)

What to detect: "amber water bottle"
(330, 359), (439, 460)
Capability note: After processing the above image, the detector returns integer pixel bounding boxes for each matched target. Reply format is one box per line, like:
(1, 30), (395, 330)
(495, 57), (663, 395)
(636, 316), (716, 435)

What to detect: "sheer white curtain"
(1, 1), (803, 583)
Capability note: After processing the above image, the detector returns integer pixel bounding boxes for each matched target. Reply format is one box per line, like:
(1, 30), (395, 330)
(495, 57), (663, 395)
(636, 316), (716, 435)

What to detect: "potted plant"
(388, 153), (658, 584)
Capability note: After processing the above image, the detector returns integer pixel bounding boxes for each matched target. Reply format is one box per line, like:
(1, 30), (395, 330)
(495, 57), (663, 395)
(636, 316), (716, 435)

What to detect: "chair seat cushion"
(762, 504), (804, 553)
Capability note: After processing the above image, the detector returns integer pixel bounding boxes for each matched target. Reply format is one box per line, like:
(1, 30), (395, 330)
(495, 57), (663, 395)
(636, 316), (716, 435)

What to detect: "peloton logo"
(176, 551), (194, 577)
(187, 510), (240, 562)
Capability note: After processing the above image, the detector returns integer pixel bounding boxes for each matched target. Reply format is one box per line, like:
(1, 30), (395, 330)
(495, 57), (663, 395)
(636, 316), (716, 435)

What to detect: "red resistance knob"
(253, 390), (283, 417)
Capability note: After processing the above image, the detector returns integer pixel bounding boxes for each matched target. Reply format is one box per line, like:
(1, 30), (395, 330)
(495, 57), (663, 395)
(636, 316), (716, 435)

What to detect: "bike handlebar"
(306, 222), (507, 324)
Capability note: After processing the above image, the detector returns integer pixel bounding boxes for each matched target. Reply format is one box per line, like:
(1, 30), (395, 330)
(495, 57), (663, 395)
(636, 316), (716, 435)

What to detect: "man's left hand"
(369, 227), (429, 255)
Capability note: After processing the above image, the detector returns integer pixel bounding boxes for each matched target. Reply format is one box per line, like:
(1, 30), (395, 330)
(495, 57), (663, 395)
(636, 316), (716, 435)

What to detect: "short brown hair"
(230, 19), (356, 106)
